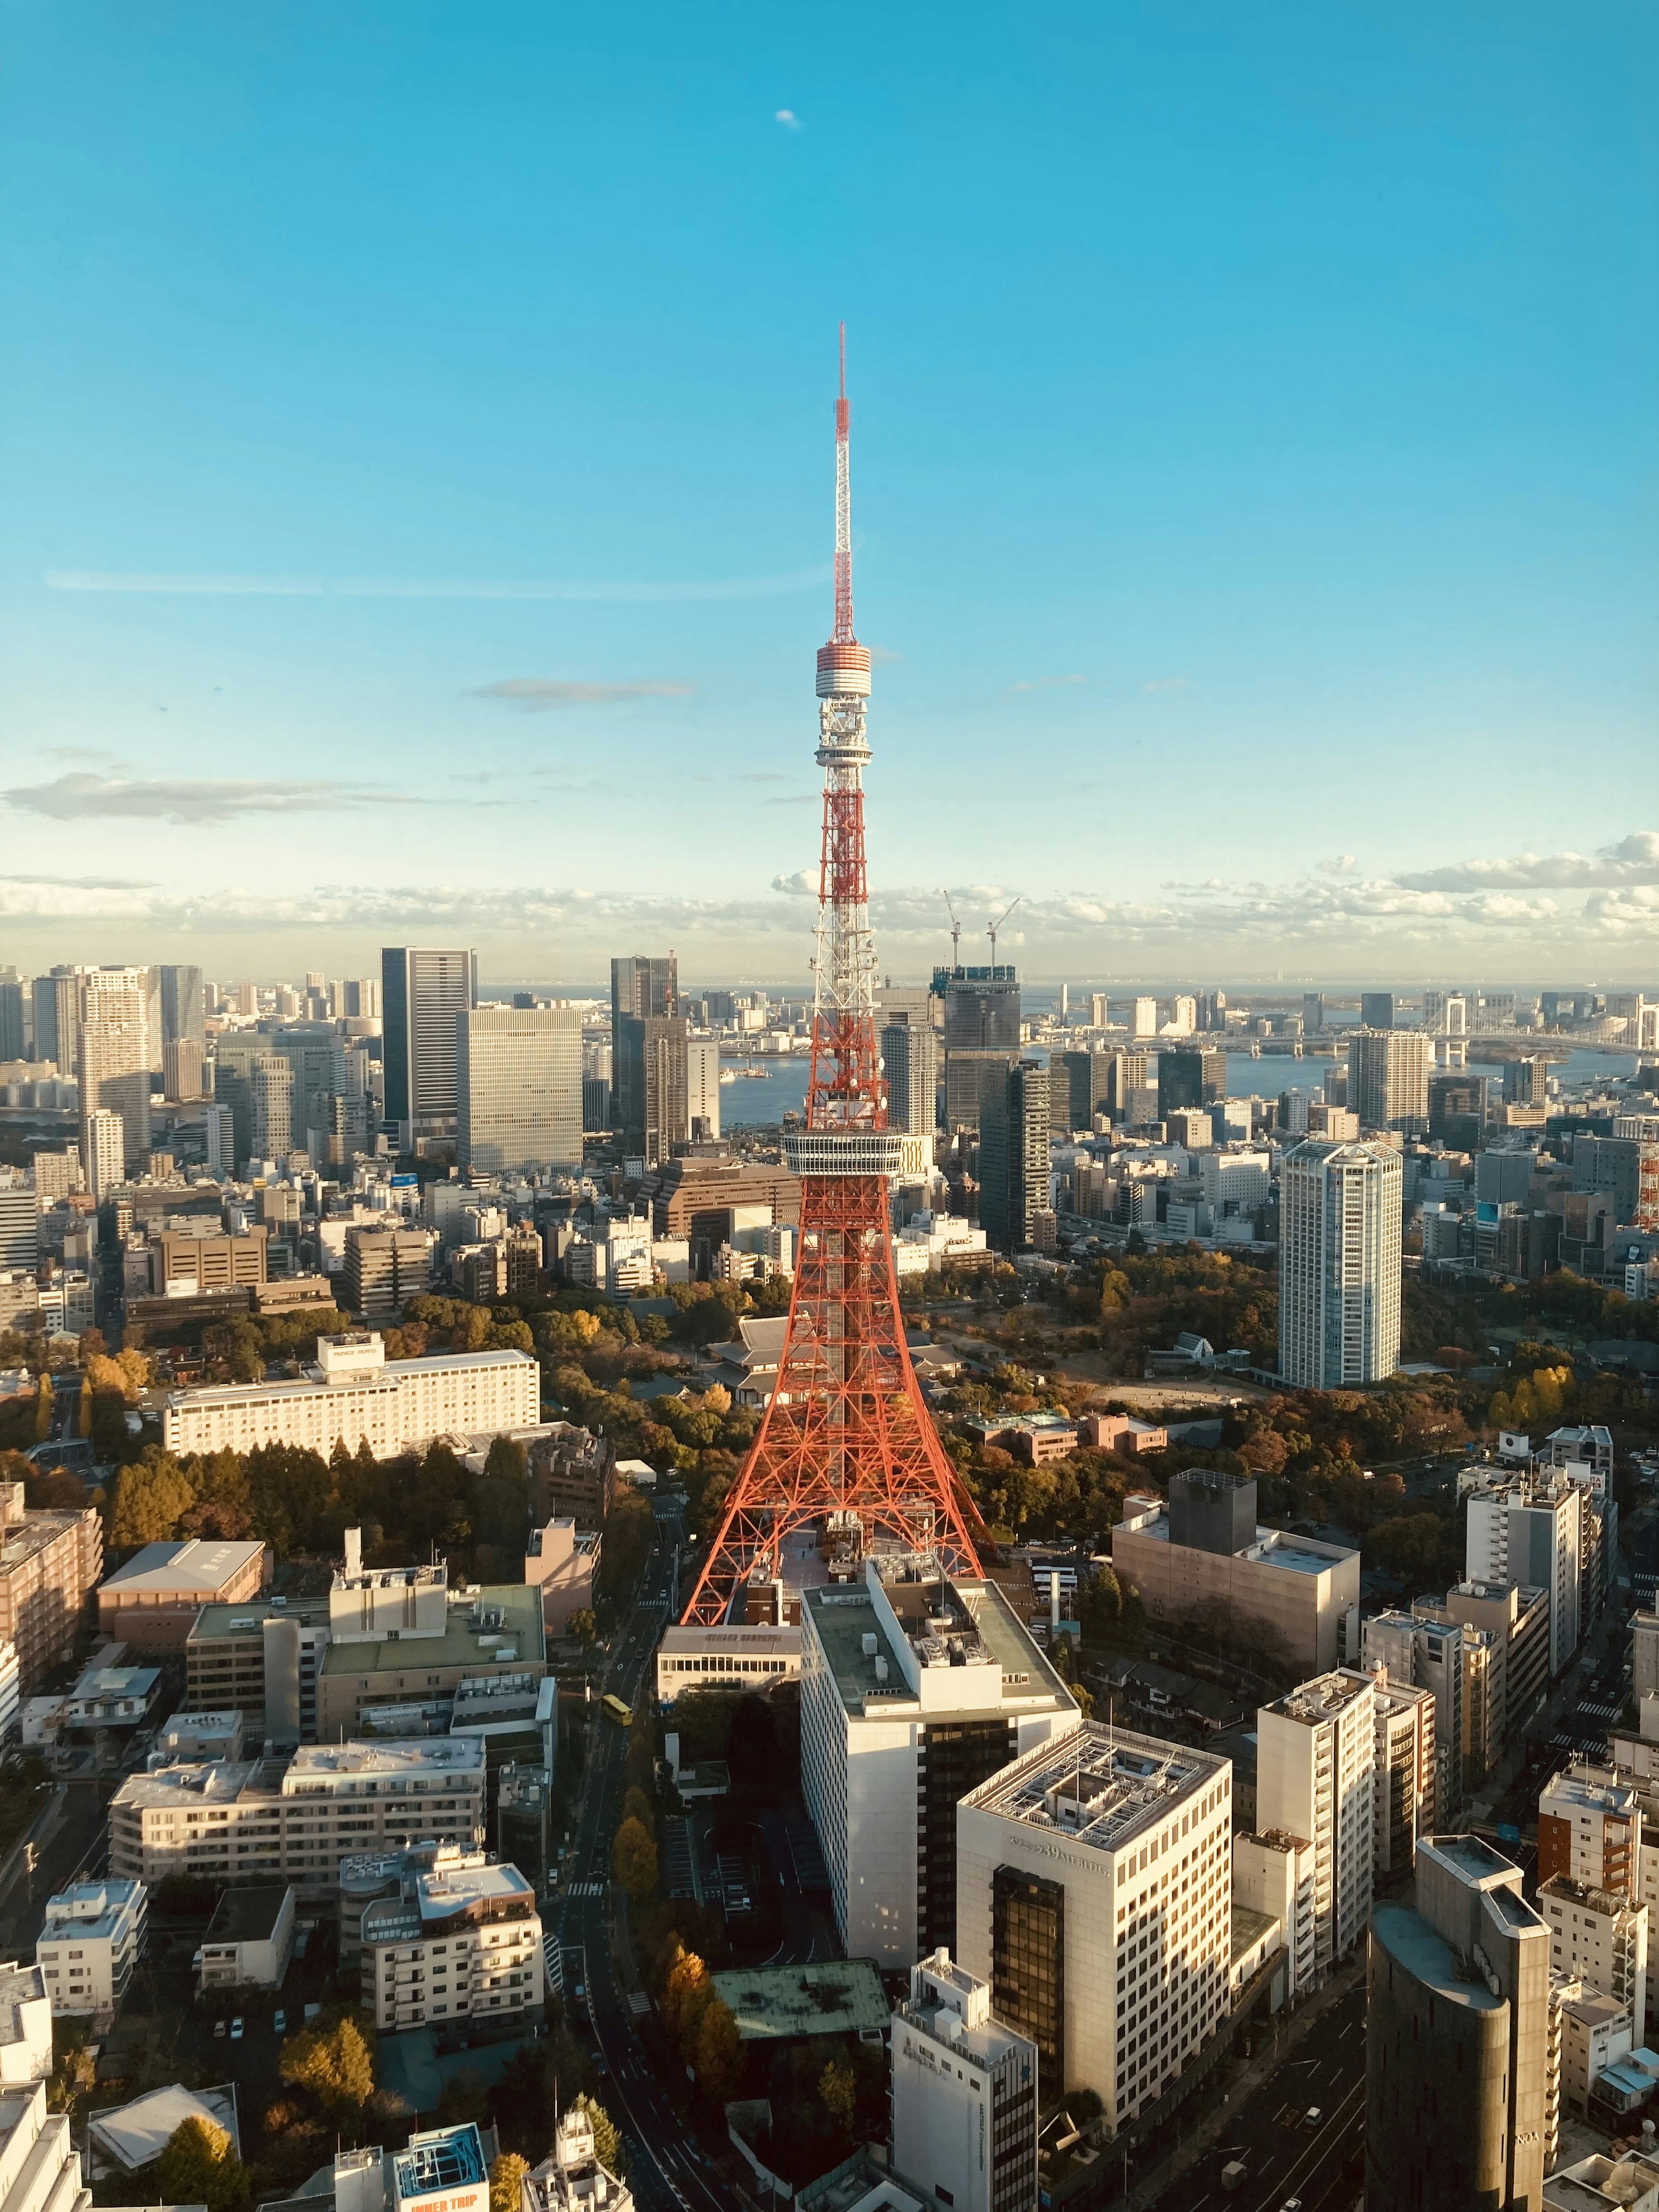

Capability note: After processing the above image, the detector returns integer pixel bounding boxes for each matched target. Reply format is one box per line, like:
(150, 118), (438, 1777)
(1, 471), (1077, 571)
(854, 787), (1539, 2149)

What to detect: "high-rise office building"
(30, 968), (74, 1070)
(1367, 1835), (1549, 2212)
(1428, 1071), (1488, 1145)
(1347, 1029), (1430, 1133)
(162, 1038), (206, 1103)
(158, 965), (206, 1049)
(882, 1017), (939, 1140)
(344, 1226), (435, 1324)
(0, 972), (23, 1062)
(1256, 1670), (1376, 1974)
(1278, 1139), (1402, 1387)
(980, 1062), (1051, 1251)
(456, 1006), (582, 1172)
(614, 1015), (689, 1166)
(1155, 1047), (1226, 1121)
(1503, 1057), (1549, 1105)
(1302, 992), (1325, 1034)
(686, 1037), (721, 1141)
(1358, 991), (1394, 1031)
(0, 1176), (38, 1273)
(1049, 1050), (1113, 1133)
(956, 1723), (1233, 2125)
(380, 948), (477, 1149)
(1573, 1136), (1659, 1232)
(798, 1560), (1077, 1970)
(251, 1056), (295, 1163)
(75, 966), (151, 1171)
(935, 966), (1019, 1132)
(610, 953), (677, 1023)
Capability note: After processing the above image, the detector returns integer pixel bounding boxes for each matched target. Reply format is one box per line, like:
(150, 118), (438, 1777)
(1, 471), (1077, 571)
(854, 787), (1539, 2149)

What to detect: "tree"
(280, 2007), (376, 2122)
(76, 1383), (92, 1439)
(818, 2058), (856, 2132)
(155, 2116), (250, 2212)
(611, 1815), (657, 1899)
(622, 1785), (653, 1829)
(569, 2094), (623, 2175)
(1370, 1511), (1449, 1594)
(567, 1608), (598, 1648)
(692, 1997), (744, 2101)
(32, 1374), (51, 1444)
(110, 1448), (195, 1546)
(489, 2152), (528, 2212)
(661, 1942), (713, 2049)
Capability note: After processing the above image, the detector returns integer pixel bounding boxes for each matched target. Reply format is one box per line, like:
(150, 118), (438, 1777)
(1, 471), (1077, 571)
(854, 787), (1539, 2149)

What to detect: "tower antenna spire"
(680, 329), (984, 1628)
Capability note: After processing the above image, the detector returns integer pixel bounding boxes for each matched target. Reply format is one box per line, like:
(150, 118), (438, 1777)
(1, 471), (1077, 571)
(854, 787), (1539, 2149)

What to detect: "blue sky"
(1, 1), (1656, 985)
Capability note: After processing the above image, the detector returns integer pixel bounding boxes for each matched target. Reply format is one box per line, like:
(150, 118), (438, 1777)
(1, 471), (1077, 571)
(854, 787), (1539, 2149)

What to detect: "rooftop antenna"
(988, 895), (1021, 966)
(942, 890), (962, 968)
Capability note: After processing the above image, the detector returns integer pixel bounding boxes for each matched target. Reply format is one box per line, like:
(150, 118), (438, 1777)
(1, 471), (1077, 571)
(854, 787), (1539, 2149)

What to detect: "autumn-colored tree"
(488, 2153), (528, 2212)
(567, 1608), (598, 1647)
(622, 1785), (653, 1829)
(155, 2117), (250, 2212)
(569, 2095), (623, 2176)
(611, 1815), (657, 1899)
(661, 1942), (714, 2049)
(111, 1448), (195, 1546)
(32, 1374), (51, 1444)
(280, 2006), (376, 2123)
(692, 1997), (744, 2101)
(818, 2058), (856, 2132)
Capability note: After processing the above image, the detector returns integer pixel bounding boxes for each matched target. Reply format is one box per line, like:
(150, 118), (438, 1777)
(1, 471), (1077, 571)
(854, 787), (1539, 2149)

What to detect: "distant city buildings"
(457, 1005), (582, 1172)
(1278, 1139), (1402, 1386)
(381, 947), (477, 1151)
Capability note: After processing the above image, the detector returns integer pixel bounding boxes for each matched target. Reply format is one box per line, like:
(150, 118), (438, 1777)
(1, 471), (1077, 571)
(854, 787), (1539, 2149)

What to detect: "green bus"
(601, 1693), (634, 1727)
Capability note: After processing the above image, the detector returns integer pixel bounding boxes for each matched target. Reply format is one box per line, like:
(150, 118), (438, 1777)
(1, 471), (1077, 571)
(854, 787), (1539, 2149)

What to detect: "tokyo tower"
(681, 331), (986, 1627)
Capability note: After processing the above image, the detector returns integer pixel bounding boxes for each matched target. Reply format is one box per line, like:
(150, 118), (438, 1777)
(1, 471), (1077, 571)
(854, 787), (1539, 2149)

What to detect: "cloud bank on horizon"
(0, 828), (1654, 978)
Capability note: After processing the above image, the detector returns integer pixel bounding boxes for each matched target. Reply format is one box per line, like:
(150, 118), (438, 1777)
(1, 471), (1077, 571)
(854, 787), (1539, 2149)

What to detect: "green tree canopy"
(569, 2095), (623, 2176)
(611, 1815), (657, 1899)
(489, 2152), (528, 2212)
(110, 1447), (195, 1546)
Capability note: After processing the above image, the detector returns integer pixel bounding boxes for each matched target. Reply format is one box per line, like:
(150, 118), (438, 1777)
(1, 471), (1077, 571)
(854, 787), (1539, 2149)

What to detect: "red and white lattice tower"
(682, 330), (986, 1627)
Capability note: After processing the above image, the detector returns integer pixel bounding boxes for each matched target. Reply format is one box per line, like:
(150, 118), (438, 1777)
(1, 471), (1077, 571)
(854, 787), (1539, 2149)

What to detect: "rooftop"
(103, 1537), (264, 1595)
(319, 1583), (544, 1678)
(1117, 1508), (1358, 1573)
(361, 1861), (535, 1946)
(659, 1624), (801, 1656)
(0, 1965), (46, 2048)
(41, 1881), (144, 1939)
(188, 1594), (330, 1642)
(710, 1960), (890, 2042)
(394, 2123), (489, 2207)
(204, 1884), (292, 1945)
(0, 1506), (93, 1578)
(1264, 1671), (1374, 1727)
(1371, 1904), (1505, 2014)
(1230, 1904), (1278, 1964)
(959, 1721), (1230, 1860)
(802, 1565), (1071, 1719)
(88, 2082), (241, 2171)
(165, 1345), (535, 1414)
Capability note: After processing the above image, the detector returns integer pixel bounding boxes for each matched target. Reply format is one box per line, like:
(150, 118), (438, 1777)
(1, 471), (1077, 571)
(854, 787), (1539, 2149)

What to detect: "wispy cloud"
(46, 566), (830, 604)
(1141, 677), (1189, 694)
(1319, 855), (1359, 877)
(775, 108), (802, 129)
(0, 773), (409, 826)
(765, 794), (818, 808)
(1007, 674), (1086, 695)
(471, 679), (692, 712)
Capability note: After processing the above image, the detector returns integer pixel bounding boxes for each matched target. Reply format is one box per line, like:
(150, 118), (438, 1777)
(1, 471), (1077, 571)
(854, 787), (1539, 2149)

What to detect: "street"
(1140, 1984), (1367, 2212)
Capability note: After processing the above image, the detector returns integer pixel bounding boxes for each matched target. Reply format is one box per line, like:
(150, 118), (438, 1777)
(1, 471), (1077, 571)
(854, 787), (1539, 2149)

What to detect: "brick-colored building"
(99, 1538), (269, 1652)
(0, 1484), (103, 1693)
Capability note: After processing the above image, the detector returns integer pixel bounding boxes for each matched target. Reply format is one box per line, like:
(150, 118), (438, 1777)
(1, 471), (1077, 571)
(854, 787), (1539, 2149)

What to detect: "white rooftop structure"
(88, 2081), (240, 2174)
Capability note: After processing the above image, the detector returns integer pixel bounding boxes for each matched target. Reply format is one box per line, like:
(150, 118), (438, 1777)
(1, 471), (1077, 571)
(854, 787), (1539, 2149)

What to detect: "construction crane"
(942, 890), (962, 969)
(988, 895), (1021, 966)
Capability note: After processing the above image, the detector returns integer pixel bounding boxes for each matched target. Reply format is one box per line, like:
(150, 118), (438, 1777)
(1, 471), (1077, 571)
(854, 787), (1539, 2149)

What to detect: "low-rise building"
(1077, 1412), (1167, 1456)
(162, 1332), (538, 1462)
(88, 2082), (240, 2183)
(890, 1950), (1039, 2212)
(35, 1882), (146, 2021)
(1551, 1978), (1634, 2117)
(360, 1859), (541, 2032)
(59, 1662), (163, 1739)
(1112, 1474), (1360, 1676)
(0, 1970), (51, 2087)
(196, 1884), (296, 1992)
(393, 2124), (491, 2212)
(109, 1735), (488, 1901)
(318, 1576), (545, 1740)
(656, 1624), (802, 1703)
(1232, 1831), (1318, 2000)
(98, 1538), (267, 1651)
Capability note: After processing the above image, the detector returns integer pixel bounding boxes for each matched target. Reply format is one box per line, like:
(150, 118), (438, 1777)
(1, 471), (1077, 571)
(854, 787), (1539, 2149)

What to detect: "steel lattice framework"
(681, 331), (985, 1628)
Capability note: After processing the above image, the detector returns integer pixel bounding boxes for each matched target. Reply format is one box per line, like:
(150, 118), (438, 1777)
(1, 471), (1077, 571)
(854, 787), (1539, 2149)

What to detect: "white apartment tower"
(1347, 1028), (1430, 1134)
(1255, 1670), (1376, 1974)
(1466, 1474), (1583, 1679)
(956, 1724), (1233, 2128)
(890, 1951), (1039, 2212)
(1278, 1140), (1402, 1388)
(798, 1560), (1078, 1969)
(75, 965), (150, 1170)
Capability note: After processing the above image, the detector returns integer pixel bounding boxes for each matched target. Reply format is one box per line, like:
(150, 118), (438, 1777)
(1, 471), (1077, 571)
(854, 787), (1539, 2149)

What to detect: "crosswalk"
(543, 1934), (563, 1997)
(564, 1879), (607, 1897)
(1576, 1700), (1621, 1720)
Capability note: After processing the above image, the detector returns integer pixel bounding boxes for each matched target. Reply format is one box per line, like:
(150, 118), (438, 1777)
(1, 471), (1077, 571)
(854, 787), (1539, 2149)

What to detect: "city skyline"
(3, 4), (1656, 979)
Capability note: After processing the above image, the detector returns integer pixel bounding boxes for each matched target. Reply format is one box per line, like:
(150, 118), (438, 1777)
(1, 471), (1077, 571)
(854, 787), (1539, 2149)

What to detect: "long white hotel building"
(162, 1332), (538, 1460)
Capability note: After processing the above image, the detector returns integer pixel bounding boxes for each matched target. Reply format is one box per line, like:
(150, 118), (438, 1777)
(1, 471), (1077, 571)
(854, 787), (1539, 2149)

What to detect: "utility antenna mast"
(682, 330), (985, 1627)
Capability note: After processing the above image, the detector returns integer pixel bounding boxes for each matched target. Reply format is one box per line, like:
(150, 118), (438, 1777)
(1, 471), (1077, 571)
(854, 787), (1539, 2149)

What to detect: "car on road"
(213, 2019), (226, 2037)
(1280, 2200), (1303, 2210)
(1303, 2106), (1321, 2127)
(231, 2018), (244, 2040)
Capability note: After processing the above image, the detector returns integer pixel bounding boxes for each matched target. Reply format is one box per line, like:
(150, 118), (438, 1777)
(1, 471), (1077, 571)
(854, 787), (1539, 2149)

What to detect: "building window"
(992, 1865), (1065, 2084)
